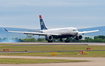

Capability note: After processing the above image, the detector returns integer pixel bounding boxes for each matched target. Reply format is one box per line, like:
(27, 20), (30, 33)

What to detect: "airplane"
(4, 15), (99, 42)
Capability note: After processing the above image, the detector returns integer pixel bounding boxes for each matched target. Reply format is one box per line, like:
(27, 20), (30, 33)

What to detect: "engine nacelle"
(75, 35), (82, 40)
(45, 35), (53, 41)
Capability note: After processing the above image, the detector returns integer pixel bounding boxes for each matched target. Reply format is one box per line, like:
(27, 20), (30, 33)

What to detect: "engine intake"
(45, 35), (53, 41)
(79, 35), (82, 39)
(75, 35), (82, 40)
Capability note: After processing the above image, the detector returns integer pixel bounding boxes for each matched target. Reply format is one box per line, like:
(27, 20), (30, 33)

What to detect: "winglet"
(4, 28), (8, 32)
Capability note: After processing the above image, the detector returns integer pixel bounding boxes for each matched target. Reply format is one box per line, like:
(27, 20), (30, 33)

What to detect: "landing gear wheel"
(60, 38), (63, 42)
(72, 39), (75, 42)
(65, 40), (70, 43)
(65, 38), (70, 43)
(48, 40), (53, 43)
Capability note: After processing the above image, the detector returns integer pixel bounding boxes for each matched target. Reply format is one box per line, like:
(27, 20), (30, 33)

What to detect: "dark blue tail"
(39, 15), (47, 30)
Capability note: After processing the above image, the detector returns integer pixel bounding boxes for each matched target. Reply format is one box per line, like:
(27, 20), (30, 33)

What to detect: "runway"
(0, 42), (105, 45)
(0, 56), (105, 66)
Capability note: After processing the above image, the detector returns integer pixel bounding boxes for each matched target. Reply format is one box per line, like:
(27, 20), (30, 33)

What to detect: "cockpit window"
(73, 29), (77, 31)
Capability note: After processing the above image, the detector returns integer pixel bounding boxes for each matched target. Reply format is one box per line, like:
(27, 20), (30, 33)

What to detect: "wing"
(26, 29), (41, 32)
(4, 28), (59, 36)
(78, 29), (99, 35)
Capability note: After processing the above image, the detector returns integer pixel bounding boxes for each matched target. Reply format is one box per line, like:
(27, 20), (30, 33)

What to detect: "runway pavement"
(0, 56), (105, 66)
(0, 42), (105, 45)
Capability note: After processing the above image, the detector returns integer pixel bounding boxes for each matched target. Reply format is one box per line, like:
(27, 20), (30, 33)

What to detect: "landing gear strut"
(65, 38), (70, 42)
(60, 38), (63, 42)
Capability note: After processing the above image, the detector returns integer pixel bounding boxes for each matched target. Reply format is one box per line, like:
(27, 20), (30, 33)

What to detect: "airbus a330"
(5, 15), (99, 42)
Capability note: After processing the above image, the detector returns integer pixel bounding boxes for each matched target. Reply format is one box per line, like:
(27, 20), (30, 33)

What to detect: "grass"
(0, 44), (89, 51)
(1, 51), (105, 57)
(0, 44), (102, 64)
(0, 44), (105, 51)
(0, 58), (87, 64)
(0, 44), (105, 57)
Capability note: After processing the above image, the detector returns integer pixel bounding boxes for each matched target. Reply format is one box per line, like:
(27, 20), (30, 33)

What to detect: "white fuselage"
(42, 27), (78, 36)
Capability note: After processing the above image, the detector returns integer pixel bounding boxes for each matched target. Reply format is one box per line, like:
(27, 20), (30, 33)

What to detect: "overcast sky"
(0, 0), (105, 29)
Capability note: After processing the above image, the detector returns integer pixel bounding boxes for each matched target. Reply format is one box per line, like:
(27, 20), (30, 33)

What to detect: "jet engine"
(75, 35), (82, 40)
(45, 35), (53, 42)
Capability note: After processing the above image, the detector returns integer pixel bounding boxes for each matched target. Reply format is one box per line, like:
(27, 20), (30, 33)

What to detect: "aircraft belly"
(61, 35), (74, 38)
(53, 34), (74, 38)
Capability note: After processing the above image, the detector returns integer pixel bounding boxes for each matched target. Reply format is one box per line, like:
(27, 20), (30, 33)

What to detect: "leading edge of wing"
(23, 32), (59, 36)
(78, 29), (99, 35)
(4, 29), (59, 36)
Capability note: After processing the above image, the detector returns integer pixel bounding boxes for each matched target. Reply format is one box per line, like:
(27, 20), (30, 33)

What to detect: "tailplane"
(39, 15), (47, 30)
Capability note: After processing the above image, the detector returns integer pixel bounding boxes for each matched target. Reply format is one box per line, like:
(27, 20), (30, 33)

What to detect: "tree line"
(0, 35), (105, 42)
(80, 35), (105, 42)
(0, 35), (46, 42)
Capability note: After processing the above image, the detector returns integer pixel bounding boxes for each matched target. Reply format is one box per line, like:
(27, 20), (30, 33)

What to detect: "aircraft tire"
(48, 40), (53, 43)
(65, 40), (70, 43)
(60, 38), (63, 42)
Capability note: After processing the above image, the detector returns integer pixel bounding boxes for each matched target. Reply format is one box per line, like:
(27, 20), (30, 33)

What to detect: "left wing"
(26, 29), (42, 32)
(4, 28), (59, 36)
(78, 29), (99, 35)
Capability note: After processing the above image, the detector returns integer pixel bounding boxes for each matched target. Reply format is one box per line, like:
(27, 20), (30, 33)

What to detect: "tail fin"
(39, 15), (47, 30)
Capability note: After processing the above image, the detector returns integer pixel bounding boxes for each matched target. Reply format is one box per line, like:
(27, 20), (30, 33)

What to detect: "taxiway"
(0, 56), (105, 66)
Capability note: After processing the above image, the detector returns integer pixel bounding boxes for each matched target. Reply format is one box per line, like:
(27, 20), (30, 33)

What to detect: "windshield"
(73, 29), (77, 31)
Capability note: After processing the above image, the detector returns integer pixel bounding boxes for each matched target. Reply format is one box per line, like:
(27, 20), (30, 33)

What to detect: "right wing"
(4, 28), (59, 36)
(78, 29), (99, 35)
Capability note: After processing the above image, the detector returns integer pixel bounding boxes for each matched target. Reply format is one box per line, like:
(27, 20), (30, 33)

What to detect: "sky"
(0, 0), (105, 29)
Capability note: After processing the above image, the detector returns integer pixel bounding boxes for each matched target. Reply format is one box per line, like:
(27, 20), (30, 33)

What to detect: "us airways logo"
(41, 22), (43, 25)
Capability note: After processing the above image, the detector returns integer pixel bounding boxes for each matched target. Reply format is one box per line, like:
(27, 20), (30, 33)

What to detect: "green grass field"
(0, 58), (87, 64)
(0, 44), (105, 51)
(0, 51), (105, 57)
(0, 44), (104, 64)
(0, 44), (105, 57)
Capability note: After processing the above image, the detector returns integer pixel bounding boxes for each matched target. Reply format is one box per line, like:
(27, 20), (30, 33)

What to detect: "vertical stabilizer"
(39, 15), (47, 30)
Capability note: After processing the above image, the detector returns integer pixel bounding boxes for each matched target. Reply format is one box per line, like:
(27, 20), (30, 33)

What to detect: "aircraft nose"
(76, 32), (78, 35)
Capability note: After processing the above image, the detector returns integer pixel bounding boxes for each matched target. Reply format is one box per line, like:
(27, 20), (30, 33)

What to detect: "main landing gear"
(60, 38), (63, 42)
(48, 40), (53, 43)
(65, 38), (70, 42)
(60, 38), (70, 42)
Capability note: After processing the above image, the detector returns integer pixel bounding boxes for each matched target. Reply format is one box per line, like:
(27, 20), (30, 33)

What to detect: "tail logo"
(39, 15), (47, 30)
(41, 22), (43, 25)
